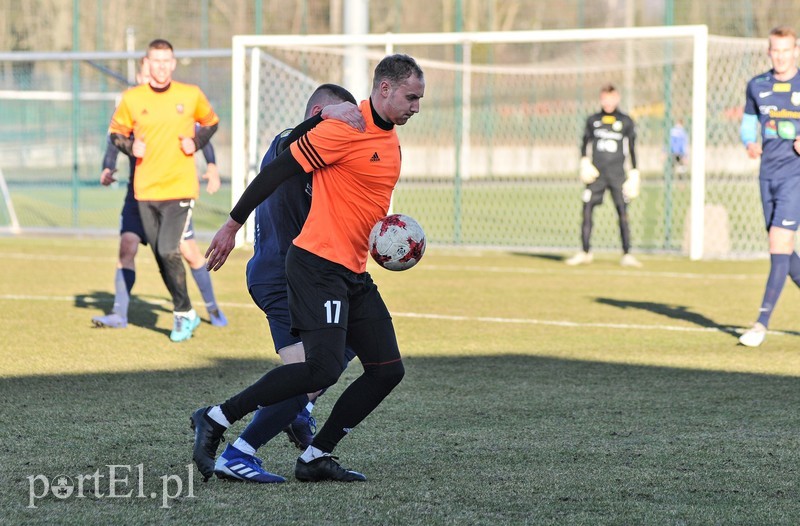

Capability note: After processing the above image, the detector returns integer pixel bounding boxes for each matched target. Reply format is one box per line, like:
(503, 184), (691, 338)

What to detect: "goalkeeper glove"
(622, 168), (641, 201)
(579, 157), (600, 184)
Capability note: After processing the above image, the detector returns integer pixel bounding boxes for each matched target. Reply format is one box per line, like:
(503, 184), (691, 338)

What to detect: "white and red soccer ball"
(368, 214), (426, 271)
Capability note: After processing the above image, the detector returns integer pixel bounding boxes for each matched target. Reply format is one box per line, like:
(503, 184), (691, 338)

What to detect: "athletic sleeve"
(580, 117), (592, 156)
(102, 137), (120, 171)
(626, 116), (638, 169)
(110, 133), (134, 157)
(200, 140), (216, 165)
(289, 120), (352, 173)
(741, 113), (759, 146)
(193, 123), (218, 152)
(229, 150), (306, 224)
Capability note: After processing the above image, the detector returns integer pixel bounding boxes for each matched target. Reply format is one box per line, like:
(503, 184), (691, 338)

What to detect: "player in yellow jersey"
(191, 54), (424, 483)
(107, 39), (219, 342)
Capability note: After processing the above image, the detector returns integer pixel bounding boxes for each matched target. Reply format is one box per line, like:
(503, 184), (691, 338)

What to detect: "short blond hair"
(769, 26), (797, 45)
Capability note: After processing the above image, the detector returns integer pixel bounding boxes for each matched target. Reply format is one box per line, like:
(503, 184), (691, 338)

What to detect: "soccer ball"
(368, 214), (426, 271)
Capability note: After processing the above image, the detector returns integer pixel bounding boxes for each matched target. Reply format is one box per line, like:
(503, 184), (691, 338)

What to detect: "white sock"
(207, 405), (230, 428)
(233, 438), (256, 456)
(305, 402), (315, 414)
(300, 445), (327, 463)
(174, 309), (197, 320)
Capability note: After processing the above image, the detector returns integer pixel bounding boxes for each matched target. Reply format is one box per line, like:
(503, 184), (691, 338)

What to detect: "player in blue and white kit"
(212, 84), (364, 483)
(739, 26), (800, 347)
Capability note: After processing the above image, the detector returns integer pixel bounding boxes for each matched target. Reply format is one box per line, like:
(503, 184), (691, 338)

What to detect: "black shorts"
(285, 245), (391, 335)
(248, 282), (303, 352)
(584, 169), (625, 206)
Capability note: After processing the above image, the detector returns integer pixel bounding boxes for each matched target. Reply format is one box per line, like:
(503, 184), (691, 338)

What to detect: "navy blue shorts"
(249, 282), (303, 352)
(760, 177), (800, 231)
(120, 196), (195, 243)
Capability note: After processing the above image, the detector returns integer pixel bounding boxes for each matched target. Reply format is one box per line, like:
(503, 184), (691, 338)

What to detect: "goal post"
(232, 26), (722, 257)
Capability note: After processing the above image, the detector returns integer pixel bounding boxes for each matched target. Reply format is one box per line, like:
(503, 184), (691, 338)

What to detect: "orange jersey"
(290, 99), (401, 273)
(108, 81), (219, 201)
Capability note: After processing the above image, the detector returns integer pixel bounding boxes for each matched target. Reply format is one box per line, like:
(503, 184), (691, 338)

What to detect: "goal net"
(232, 27), (767, 259)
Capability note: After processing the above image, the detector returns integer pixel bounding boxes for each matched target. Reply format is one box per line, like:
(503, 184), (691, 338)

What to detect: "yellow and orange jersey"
(290, 99), (401, 273)
(109, 81), (219, 201)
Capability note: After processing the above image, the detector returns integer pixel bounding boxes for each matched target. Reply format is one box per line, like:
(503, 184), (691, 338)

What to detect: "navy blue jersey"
(744, 70), (800, 180)
(245, 129), (313, 288)
(581, 109), (637, 171)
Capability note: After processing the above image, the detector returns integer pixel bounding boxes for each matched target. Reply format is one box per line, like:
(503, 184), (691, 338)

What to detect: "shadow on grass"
(3, 355), (800, 523)
(595, 297), (743, 338)
(510, 252), (566, 262)
(74, 290), (173, 337)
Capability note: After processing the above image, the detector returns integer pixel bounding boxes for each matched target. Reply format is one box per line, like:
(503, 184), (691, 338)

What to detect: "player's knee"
(366, 360), (405, 390)
(157, 246), (181, 262)
(305, 356), (343, 391)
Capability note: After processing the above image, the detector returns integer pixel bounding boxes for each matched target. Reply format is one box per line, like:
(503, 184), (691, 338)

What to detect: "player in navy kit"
(212, 84), (364, 483)
(739, 26), (800, 347)
(567, 84), (642, 268)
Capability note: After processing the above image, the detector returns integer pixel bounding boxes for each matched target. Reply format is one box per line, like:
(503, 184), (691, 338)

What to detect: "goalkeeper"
(567, 83), (642, 268)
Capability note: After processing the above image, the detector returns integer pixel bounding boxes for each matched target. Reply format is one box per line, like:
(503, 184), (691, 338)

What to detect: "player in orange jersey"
(191, 54), (424, 483)
(107, 39), (219, 342)
(93, 56), (227, 331)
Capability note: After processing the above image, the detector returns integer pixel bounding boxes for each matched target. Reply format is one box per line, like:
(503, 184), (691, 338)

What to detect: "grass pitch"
(1, 236), (799, 525)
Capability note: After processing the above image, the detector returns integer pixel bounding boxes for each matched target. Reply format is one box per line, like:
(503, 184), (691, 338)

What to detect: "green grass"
(1, 236), (799, 524)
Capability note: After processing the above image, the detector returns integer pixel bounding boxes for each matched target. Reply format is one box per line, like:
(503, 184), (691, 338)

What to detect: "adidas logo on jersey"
(370, 152), (381, 162)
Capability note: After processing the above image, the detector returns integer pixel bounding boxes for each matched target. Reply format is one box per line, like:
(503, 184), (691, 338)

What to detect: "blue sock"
(191, 266), (218, 312)
(113, 268), (136, 317)
(756, 254), (790, 328)
(239, 394), (308, 451)
(789, 252), (800, 287)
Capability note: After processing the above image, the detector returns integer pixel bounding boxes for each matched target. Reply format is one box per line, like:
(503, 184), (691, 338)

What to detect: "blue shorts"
(120, 196), (195, 243)
(249, 282), (302, 352)
(760, 177), (800, 231)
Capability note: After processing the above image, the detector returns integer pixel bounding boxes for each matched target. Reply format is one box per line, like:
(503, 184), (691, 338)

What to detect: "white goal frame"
(232, 25), (708, 258)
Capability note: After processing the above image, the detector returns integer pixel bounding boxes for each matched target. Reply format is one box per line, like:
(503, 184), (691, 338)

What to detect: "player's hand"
(99, 168), (118, 186)
(794, 138), (800, 156)
(203, 163), (221, 194)
(321, 101), (366, 132)
(180, 136), (197, 155)
(132, 137), (146, 158)
(205, 217), (242, 271)
(746, 142), (762, 159)
(623, 168), (641, 201)
(579, 157), (600, 184)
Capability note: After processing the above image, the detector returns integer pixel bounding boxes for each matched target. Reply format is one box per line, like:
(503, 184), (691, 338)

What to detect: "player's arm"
(193, 123), (218, 152)
(206, 150), (306, 270)
(626, 121), (638, 170)
(581, 118), (592, 157)
(100, 136), (120, 186)
(622, 118), (640, 200)
(197, 130), (220, 194)
(579, 117), (599, 184)
(110, 133), (135, 157)
(741, 113), (761, 158)
(277, 102), (364, 155)
(741, 83), (762, 158)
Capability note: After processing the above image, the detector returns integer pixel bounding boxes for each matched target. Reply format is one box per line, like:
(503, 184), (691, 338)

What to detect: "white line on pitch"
(0, 293), (773, 336)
